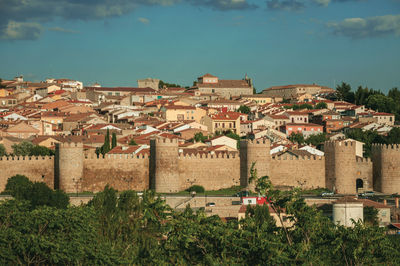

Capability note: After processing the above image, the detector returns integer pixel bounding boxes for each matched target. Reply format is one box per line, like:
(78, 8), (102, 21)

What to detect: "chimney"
(396, 197), (399, 209)
(383, 199), (387, 206)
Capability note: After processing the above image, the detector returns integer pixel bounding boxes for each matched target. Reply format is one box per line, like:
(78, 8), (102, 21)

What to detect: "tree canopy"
(237, 105), (251, 114)
(0, 181), (398, 264)
(3, 175), (69, 209)
(11, 141), (54, 156)
(0, 144), (6, 156)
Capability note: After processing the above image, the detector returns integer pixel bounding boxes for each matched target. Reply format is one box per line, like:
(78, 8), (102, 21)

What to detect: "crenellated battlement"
(178, 152), (238, 159)
(241, 139), (270, 146)
(153, 137), (179, 144)
(356, 157), (371, 163)
(58, 142), (83, 148)
(84, 154), (150, 160)
(324, 140), (355, 149)
(371, 143), (400, 151)
(0, 156), (54, 161)
(271, 155), (323, 161)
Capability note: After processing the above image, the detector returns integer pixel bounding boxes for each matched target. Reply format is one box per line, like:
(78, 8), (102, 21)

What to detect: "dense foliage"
(0, 173), (398, 265)
(0, 144), (6, 156)
(11, 141), (54, 156)
(345, 127), (400, 157)
(237, 105), (251, 114)
(288, 132), (327, 148)
(336, 82), (400, 120)
(3, 175), (69, 209)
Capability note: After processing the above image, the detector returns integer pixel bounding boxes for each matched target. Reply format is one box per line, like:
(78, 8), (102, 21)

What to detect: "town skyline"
(1, 0), (400, 91)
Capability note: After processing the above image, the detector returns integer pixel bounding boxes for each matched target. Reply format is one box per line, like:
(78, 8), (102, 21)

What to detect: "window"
(108, 92), (112, 96)
(115, 92), (120, 96)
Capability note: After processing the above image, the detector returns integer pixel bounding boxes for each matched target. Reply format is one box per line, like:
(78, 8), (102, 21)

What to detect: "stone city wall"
(82, 154), (150, 193)
(177, 153), (240, 191)
(0, 156), (54, 191)
(269, 155), (326, 189)
(371, 144), (400, 194)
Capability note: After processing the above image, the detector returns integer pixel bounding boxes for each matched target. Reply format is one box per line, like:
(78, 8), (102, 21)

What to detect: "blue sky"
(0, 0), (400, 92)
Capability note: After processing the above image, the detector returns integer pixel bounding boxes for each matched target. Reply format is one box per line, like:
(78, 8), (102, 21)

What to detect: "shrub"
(186, 185), (205, 193)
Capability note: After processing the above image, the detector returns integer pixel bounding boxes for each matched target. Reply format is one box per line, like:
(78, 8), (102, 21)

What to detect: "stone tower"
(324, 140), (357, 194)
(371, 144), (400, 194)
(240, 139), (271, 191)
(150, 137), (180, 193)
(55, 142), (84, 193)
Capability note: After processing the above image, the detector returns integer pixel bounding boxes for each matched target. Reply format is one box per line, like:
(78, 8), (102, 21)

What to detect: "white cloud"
(0, 21), (43, 40)
(312, 0), (330, 6)
(48, 27), (79, 34)
(327, 14), (400, 38)
(138, 17), (150, 24)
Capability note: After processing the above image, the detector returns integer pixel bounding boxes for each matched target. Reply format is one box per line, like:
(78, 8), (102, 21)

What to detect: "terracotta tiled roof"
(85, 87), (156, 93)
(210, 112), (242, 121)
(108, 146), (141, 154)
(373, 112), (394, 116)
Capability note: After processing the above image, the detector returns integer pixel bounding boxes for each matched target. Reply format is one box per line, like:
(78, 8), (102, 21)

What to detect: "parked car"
(359, 191), (375, 197)
(206, 202), (216, 207)
(321, 192), (334, 197)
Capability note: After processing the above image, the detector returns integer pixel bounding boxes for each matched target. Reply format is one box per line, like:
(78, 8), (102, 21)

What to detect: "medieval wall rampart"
(324, 141), (358, 194)
(371, 144), (400, 194)
(240, 139), (270, 191)
(269, 155), (325, 189)
(82, 154), (149, 193)
(177, 153), (240, 191)
(0, 156), (54, 191)
(355, 157), (373, 191)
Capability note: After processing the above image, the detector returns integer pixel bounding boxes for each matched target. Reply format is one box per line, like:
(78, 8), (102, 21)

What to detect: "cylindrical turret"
(324, 141), (357, 194)
(240, 139), (271, 191)
(371, 144), (400, 194)
(56, 142), (84, 193)
(150, 137), (180, 193)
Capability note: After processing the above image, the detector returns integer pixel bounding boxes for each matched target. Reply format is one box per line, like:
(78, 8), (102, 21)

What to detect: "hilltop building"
(195, 74), (253, 99)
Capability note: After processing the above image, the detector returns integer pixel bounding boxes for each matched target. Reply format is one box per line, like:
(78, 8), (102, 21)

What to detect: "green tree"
(128, 138), (137, 146)
(237, 105), (251, 114)
(3, 174), (32, 198)
(0, 200), (120, 265)
(305, 133), (327, 147)
(366, 94), (396, 114)
(12, 141), (35, 156)
(193, 132), (207, 143)
(111, 132), (117, 149)
(159, 80), (181, 89)
(11, 142), (53, 156)
(364, 206), (379, 226)
(100, 129), (111, 155)
(315, 102), (327, 109)
(288, 132), (305, 144)
(388, 87), (400, 102)
(3, 175), (68, 209)
(30, 145), (54, 156)
(336, 82), (355, 103)
(0, 144), (6, 156)
(299, 103), (313, 110)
